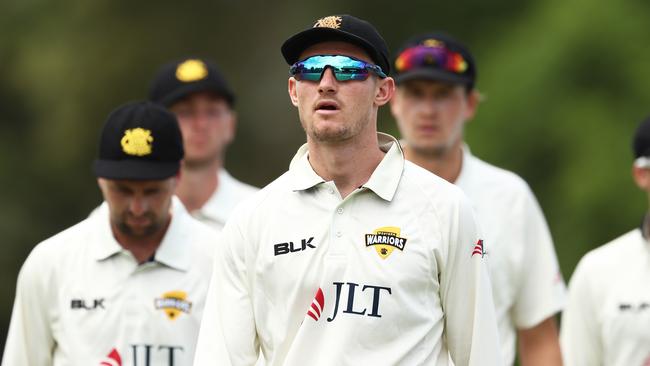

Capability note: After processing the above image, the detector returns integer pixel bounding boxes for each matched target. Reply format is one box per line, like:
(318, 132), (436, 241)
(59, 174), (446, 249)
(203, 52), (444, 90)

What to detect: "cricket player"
(389, 32), (566, 366)
(194, 15), (502, 366)
(2, 102), (215, 365)
(561, 116), (650, 366)
(150, 58), (258, 230)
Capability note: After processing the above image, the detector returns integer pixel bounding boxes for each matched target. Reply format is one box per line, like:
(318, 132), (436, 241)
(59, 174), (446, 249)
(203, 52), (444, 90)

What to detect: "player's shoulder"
(170, 200), (218, 258)
(223, 170), (294, 223)
(464, 153), (531, 194)
(22, 213), (97, 273)
(402, 160), (467, 201)
(221, 169), (259, 199)
(578, 229), (644, 272)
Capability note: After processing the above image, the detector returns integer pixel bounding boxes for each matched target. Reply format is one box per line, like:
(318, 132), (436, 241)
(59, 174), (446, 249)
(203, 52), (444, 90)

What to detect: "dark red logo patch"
(307, 288), (325, 321)
(472, 239), (484, 257)
(99, 348), (122, 366)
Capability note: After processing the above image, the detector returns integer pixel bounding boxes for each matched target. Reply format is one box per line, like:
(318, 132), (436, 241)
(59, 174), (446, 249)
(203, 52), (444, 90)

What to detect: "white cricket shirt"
(2, 197), (215, 366)
(455, 147), (566, 365)
(191, 169), (259, 231)
(561, 228), (650, 366)
(194, 133), (503, 366)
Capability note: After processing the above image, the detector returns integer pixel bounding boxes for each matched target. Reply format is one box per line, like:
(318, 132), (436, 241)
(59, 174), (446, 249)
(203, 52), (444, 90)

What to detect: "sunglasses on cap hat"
(395, 45), (468, 74)
(290, 55), (387, 82)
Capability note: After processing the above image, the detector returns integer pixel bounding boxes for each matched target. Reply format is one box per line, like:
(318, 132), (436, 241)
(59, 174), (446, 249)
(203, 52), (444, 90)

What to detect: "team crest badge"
(314, 16), (342, 29)
(121, 128), (153, 156)
(154, 290), (192, 320)
(365, 226), (407, 259)
(175, 59), (208, 82)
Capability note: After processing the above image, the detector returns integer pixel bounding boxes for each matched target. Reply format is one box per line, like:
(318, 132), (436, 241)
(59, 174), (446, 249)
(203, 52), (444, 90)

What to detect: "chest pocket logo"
(365, 226), (407, 259)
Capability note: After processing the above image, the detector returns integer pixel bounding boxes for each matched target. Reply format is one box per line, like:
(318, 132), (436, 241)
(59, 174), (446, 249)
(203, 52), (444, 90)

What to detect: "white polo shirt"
(561, 228), (650, 366)
(2, 197), (215, 366)
(455, 147), (566, 365)
(190, 169), (259, 231)
(194, 133), (502, 366)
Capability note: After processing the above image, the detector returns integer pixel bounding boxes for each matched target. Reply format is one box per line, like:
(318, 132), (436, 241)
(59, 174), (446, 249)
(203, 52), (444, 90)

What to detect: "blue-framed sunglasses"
(290, 55), (387, 81)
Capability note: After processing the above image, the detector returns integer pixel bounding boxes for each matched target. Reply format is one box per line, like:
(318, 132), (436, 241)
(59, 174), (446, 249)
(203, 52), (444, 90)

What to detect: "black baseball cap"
(94, 101), (184, 180)
(393, 32), (476, 89)
(633, 116), (650, 158)
(281, 14), (391, 75)
(149, 58), (235, 107)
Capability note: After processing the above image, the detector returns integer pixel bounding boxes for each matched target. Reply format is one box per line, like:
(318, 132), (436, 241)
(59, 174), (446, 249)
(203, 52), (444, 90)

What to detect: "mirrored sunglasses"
(395, 45), (468, 74)
(290, 55), (387, 82)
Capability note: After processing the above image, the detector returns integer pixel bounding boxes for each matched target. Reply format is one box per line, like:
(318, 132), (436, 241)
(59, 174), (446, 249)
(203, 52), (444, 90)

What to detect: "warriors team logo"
(314, 16), (342, 29)
(175, 59), (208, 82)
(365, 226), (407, 259)
(154, 291), (192, 320)
(121, 128), (153, 156)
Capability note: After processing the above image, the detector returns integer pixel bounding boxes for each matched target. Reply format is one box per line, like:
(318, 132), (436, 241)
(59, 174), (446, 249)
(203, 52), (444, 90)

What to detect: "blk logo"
(274, 237), (316, 256)
(71, 298), (105, 310)
(307, 282), (392, 322)
(618, 302), (650, 312)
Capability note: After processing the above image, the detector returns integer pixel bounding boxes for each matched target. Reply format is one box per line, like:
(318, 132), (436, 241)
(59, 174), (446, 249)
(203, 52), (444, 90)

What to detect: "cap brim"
(159, 82), (235, 107)
(94, 159), (180, 180)
(395, 68), (473, 86)
(281, 27), (389, 74)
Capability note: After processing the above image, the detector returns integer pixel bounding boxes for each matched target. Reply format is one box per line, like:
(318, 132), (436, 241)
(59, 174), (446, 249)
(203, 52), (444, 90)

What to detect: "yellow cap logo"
(314, 16), (342, 29)
(121, 128), (153, 156)
(175, 59), (208, 82)
(422, 39), (443, 47)
(365, 226), (408, 260)
(154, 290), (192, 320)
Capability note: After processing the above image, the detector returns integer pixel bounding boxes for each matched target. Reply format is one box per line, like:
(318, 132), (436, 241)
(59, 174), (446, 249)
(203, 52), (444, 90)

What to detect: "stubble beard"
(114, 212), (162, 240)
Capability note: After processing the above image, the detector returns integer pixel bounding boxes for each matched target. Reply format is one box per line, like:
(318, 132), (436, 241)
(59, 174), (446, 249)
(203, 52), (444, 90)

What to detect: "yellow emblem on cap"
(314, 16), (342, 29)
(175, 59), (208, 82)
(121, 128), (153, 156)
(365, 226), (408, 260)
(423, 39), (443, 47)
(154, 290), (192, 320)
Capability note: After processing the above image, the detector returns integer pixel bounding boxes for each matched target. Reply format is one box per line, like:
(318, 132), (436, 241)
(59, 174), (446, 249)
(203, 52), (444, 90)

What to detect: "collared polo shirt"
(561, 228), (650, 366)
(2, 197), (215, 366)
(194, 133), (502, 366)
(455, 146), (566, 365)
(191, 169), (259, 231)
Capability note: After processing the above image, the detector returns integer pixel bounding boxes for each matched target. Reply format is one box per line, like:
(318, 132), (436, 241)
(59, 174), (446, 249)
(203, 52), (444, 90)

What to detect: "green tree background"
(1, 0), (649, 359)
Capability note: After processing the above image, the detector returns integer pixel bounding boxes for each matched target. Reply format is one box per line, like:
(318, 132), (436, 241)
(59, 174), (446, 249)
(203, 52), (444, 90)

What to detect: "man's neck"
(176, 159), (221, 212)
(307, 132), (385, 199)
(403, 142), (464, 183)
(113, 219), (171, 264)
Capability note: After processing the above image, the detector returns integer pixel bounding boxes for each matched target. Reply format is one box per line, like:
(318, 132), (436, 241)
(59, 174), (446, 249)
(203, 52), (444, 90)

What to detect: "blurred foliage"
(1, 0), (649, 359)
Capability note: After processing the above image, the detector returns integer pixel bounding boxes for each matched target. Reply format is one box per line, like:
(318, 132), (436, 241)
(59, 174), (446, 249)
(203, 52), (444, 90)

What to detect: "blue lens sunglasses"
(290, 55), (387, 81)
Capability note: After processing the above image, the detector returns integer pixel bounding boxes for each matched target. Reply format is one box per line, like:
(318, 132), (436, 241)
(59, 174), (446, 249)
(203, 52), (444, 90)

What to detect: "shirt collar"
(288, 132), (404, 201)
(91, 196), (192, 271)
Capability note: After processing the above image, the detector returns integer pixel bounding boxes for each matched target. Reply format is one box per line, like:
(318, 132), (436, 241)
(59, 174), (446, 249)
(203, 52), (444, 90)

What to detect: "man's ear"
(463, 89), (481, 122)
(633, 165), (650, 191)
(375, 76), (395, 107)
(288, 77), (299, 107)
